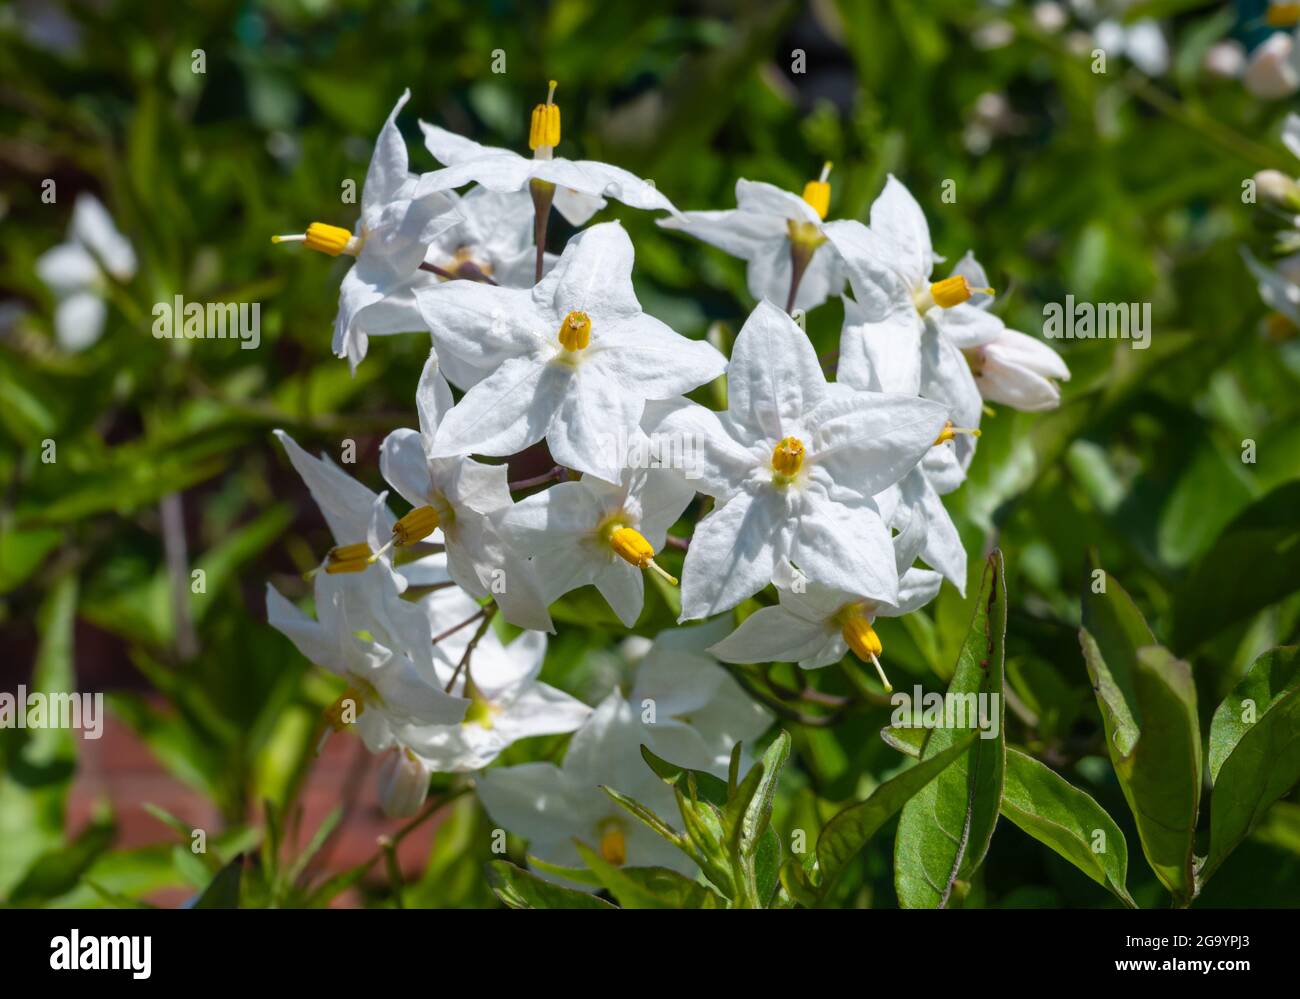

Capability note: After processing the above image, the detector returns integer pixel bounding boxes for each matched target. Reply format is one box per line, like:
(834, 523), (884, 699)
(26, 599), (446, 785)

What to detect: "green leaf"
(1082, 571), (1201, 905)
(1000, 748), (1136, 907)
(1173, 481), (1300, 650)
(738, 731), (790, 858)
(894, 550), (1008, 908)
(639, 743), (729, 806)
(880, 725), (924, 758)
(818, 735), (975, 901)
(601, 784), (683, 848)
(574, 841), (725, 909)
(1203, 646), (1300, 883)
(191, 856), (244, 909)
(485, 860), (616, 910)
(10, 813), (116, 905)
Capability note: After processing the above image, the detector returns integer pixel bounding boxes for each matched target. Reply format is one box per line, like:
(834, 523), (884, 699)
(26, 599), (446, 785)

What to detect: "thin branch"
(444, 604), (497, 693)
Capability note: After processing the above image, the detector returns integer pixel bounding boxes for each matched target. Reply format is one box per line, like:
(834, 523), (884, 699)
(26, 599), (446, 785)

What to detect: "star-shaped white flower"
(379, 349), (554, 631)
(646, 299), (948, 620)
(266, 571), (470, 752)
(419, 81), (678, 227)
(501, 459), (696, 627)
(476, 692), (694, 885)
(629, 619), (773, 776)
(415, 221), (726, 483)
(393, 589), (590, 773)
(272, 89), (460, 370)
(36, 193), (136, 352)
(709, 556), (940, 690)
(658, 166), (847, 312)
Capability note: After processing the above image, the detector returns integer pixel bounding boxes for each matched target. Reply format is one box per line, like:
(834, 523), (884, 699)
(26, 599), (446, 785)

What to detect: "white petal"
(656, 205), (784, 260)
(70, 193), (136, 279)
(837, 297), (923, 395)
(791, 498), (899, 605)
(679, 491), (785, 620)
(415, 347), (456, 445)
(935, 302), (1005, 349)
(363, 89), (413, 209)
(551, 185), (607, 226)
(36, 241), (99, 294)
(477, 763), (583, 843)
(726, 299), (827, 441)
(709, 607), (831, 665)
(868, 175), (934, 287)
(735, 179), (820, 224)
(533, 221), (640, 320)
(809, 391), (949, 498)
(594, 563), (646, 627)
(546, 364), (642, 483)
(379, 427), (433, 508)
(415, 280), (544, 369)
(54, 291), (106, 351)
(430, 356), (566, 459)
(641, 398), (757, 500)
(821, 218), (915, 322)
(533, 158), (679, 216)
(274, 428), (382, 544)
(588, 315), (727, 401)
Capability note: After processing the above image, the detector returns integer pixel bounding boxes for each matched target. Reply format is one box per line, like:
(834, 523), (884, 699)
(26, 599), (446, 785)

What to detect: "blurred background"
(2, 0), (1299, 908)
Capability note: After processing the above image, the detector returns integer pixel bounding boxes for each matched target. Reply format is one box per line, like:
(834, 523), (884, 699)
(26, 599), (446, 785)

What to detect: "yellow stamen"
(271, 222), (360, 257)
(529, 80), (561, 151)
(932, 420), (982, 446)
(597, 820), (627, 867)
(557, 310), (591, 351)
(608, 526), (678, 585)
(928, 275), (995, 310)
(321, 542), (375, 575)
(801, 162), (833, 220)
(1267, 2), (1300, 27)
(839, 612), (890, 692)
(771, 436), (806, 482)
(324, 688), (365, 731)
(392, 506), (441, 546)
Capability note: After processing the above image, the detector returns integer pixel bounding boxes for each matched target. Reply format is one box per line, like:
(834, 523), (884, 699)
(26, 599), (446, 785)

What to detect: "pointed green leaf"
(1203, 646), (1300, 883)
(485, 860), (615, 910)
(895, 550), (1007, 908)
(1001, 748), (1136, 907)
(819, 735), (975, 900)
(640, 743), (729, 807)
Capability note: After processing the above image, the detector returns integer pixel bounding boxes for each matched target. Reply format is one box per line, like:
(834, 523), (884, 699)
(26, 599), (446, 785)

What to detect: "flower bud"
(377, 747), (430, 819)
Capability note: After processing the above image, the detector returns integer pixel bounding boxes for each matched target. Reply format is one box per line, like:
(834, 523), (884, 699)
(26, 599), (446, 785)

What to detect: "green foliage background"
(2, 0), (1299, 908)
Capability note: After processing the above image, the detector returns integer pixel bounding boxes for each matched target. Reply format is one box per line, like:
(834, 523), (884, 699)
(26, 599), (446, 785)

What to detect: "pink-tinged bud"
(1204, 40), (1245, 80)
(377, 748), (430, 819)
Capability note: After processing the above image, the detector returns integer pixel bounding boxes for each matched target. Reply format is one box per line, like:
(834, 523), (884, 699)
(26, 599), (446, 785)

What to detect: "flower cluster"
(266, 84), (1069, 878)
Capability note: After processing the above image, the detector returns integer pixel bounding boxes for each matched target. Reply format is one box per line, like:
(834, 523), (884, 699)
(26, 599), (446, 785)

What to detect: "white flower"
(1244, 247), (1300, 327)
(710, 557), (941, 691)
(394, 604), (590, 773)
(379, 349), (554, 631)
(415, 221), (726, 483)
(646, 299), (948, 620)
(35, 192), (136, 351)
(828, 180), (1001, 446)
(965, 326), (1072, 411)
(272, 89), (459, 370)
(265, 571), (470, 750)
(272, 428), (444, 589)
(657, 166), (846, 312)
(477, 693), (694, 884)
(501, 459), (696, 627)
(1243, 31), (1299, 100)
(1094, 18), (1169, 77)
(629, 619), (773, 775)
(419, 81), (677, 227)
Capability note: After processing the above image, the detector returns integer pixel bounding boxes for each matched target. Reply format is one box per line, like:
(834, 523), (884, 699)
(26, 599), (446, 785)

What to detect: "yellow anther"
(801, 162), (833, 219)
(839, 612), (890, 692)
(771, 436), (806, 481)
(609, 526), (678, 585)
(529, 80), (561, 151)
(324, 688), (365, 731)
(932, 420), (982, 446)
(322, 542), (375, 575)
(557, 310), (591, 351)
(597, 820), (627, 867)
(1267, 2), (1300, 27)
(392, 506), (441, 546)
(929, 275), (995, 310)
(271, 222), (360, 257)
